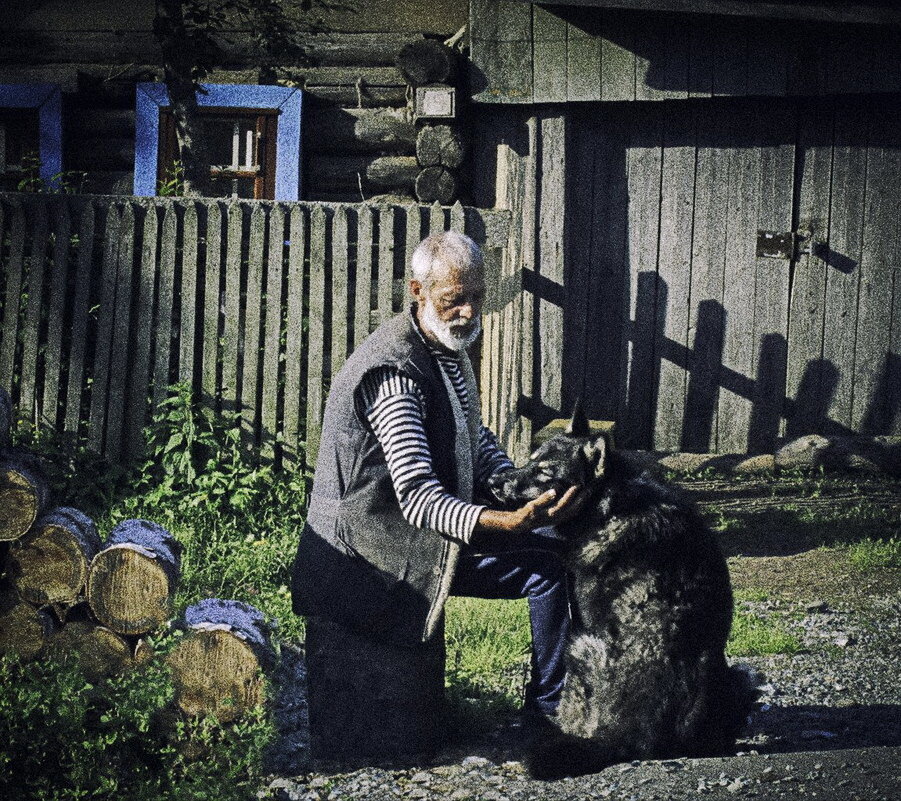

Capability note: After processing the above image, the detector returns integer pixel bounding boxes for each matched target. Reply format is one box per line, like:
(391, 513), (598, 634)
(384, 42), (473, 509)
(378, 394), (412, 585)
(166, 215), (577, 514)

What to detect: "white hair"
(411, 231), (484, 289)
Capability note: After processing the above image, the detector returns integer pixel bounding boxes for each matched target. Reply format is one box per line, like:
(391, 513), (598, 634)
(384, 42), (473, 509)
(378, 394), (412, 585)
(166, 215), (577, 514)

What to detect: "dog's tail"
(526, 730), (620, 780)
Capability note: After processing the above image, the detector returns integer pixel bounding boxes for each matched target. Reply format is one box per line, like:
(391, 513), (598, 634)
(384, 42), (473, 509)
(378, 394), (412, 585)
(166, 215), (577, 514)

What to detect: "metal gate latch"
(756, 229), (812, 260)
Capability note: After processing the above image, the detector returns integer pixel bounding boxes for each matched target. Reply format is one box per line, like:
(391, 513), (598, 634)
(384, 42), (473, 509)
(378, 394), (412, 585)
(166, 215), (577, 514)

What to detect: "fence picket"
(241, 204), (266, 449)
(261, 204), (286, 462)
(0, 202), (25, 393)
(20, 201), (50, 422)
(306, 204), (327, 467)
(202, 202), (222, 409)
(429, 201), (444, 234)
(153, 203), (177, 413)
(355, 205), (374, 345)
(377, 206), (394, 322)
(283, 205), (306, 468)
(332, 205), (349, 375)
(88, 204), (122, 453)
(179, 202), (199, 385)
(403, 203), (420, 288)
(222, 203), (243, 415)
(65, 202), (95, 435)
(42, 198), (71, 430)
(106, 202), (137, 461)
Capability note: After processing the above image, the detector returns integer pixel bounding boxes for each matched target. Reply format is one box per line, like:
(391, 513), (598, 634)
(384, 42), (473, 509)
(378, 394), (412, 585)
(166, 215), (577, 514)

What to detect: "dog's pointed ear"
(582, 432), (611, 478)
(566, 398), (589, 437)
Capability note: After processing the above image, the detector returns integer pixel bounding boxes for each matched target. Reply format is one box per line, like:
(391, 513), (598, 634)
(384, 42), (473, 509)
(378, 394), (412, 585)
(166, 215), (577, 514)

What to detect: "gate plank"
(748, 100), (795, 452)
(152, 203), (177, 414)
(19, 200), (50, 422)
(823, 98), (868, 432)
(717, 104), (761, 453)
(42, 198), (71, 430)
(654, 102), (697, 450)
(261, 204), (285, 462)
(377, 206), (394, 322)
(283, 205), (306, 468)
(402, 203), (420, 290)
(0, 202), (24, 398)
(785, 98), (834, 439)
(854, 103), (901, 433)
(65, 202), (95, 435)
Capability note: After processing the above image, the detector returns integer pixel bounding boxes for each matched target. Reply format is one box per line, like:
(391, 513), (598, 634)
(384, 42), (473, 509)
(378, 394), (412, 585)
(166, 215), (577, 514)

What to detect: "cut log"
(167, 599), (272, 721)
(87, 519), (180, 635)
(305, 107), (416, 155)
(8, 507), (100, 606)
(416, 125), (465, 168)
(395, 40), (458, 86)
(415, 166), (459, 205)
(0, 456), (49, 542)
(49, 620), (134, 678)
(0, 593), (56, 660)
(0, 385), (10, 447)
(307, 154), (418, 196)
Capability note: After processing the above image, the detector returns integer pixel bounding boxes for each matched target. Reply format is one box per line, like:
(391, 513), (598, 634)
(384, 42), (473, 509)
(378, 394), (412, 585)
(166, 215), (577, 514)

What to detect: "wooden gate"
(564, 95), (901, 452)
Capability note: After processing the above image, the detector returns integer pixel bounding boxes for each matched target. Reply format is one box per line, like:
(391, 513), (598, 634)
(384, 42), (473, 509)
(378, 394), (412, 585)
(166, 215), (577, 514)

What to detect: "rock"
(775, 434), (831, 470)
(461, 755), (491, 770)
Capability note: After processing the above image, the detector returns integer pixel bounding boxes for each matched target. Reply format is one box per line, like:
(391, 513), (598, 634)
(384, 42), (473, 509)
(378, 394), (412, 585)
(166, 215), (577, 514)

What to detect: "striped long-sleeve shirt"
(355, 345), (513, 544)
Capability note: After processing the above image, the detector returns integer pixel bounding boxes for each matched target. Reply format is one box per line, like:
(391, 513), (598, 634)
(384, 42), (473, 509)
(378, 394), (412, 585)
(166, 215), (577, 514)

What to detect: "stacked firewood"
(0, 386), (273, 721)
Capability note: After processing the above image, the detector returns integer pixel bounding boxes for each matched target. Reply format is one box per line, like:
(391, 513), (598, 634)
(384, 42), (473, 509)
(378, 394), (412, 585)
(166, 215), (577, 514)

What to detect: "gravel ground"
(260, 592), (901, 801)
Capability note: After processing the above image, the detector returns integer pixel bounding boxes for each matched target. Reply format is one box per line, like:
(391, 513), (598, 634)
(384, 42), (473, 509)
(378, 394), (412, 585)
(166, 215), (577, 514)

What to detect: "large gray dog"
(486, 405), (757, 779)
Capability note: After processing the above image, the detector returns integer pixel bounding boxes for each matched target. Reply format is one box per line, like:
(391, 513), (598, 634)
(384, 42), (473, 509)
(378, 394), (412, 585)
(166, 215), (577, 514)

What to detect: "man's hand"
(475, 484), (590, 535)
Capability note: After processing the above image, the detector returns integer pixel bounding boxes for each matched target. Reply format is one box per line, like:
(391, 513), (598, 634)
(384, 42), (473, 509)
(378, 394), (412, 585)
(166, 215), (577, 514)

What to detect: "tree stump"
(304, 615), (446, 761)
(87, 519), (180, 635)
(0, 593), (56, 659)
(167, 599), (273, 722)
(8, 507), (100, 606)
(0, 457), (49, 542)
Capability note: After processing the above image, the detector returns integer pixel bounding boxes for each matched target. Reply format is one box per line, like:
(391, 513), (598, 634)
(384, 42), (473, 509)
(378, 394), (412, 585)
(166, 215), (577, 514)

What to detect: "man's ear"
(566, 397), (589, 437)
(582, 432), (610, 478)
(410, 278), (424, 302)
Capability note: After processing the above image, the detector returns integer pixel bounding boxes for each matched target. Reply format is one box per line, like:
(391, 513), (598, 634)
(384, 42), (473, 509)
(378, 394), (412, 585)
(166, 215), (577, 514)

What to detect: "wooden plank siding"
(470, 0), (901, 104)
(0, 194), (511, 470)
(474, 94), (901, 453)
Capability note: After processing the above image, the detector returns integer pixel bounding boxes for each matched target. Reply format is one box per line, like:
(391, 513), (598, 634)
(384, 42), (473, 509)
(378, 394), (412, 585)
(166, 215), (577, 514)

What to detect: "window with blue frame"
(134, 83), (302, 201)
(0, 84), (62, 192)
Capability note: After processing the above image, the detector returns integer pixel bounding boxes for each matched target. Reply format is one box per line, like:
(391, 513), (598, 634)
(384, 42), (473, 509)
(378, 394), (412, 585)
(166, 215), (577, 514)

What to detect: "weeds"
(727, 610), (802, 657)
(847, 537), (901, 570)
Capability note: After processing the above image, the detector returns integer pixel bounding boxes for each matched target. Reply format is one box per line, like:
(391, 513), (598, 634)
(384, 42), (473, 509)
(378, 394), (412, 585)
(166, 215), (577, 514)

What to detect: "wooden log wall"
(469, 0), (901, 104)
(472, 95), (901, 454)
(0, 193), (510, 469)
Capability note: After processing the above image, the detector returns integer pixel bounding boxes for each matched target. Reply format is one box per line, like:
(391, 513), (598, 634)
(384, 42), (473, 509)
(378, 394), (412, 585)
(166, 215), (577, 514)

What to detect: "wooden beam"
(507, 1), (901, 26)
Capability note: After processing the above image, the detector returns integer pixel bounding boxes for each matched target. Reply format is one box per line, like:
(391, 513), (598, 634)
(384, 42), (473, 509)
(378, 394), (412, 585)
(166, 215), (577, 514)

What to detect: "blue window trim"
(0, 83), (63, 189)
(134, 83), (303, 200)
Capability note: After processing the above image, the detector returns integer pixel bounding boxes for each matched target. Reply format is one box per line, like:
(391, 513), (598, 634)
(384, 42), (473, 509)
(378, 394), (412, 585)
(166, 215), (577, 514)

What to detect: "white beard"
(421, 297), (482, 352)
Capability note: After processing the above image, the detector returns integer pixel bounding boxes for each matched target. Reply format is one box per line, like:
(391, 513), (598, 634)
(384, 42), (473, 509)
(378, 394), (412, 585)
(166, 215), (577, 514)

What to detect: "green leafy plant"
(15, 151), (88, 194)
(157, 160), (186, 197)
(0, 648), (273, 801)
(848, 536), (901, 570)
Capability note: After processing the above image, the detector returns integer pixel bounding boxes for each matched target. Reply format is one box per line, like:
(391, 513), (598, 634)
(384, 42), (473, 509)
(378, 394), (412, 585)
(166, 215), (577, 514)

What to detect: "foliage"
(727, 609), (801, 657)
(15, 151), (88, 195)
(158, 160), (186, 197)
(847, 536), (901, 570)
(0, 648), (273, 801)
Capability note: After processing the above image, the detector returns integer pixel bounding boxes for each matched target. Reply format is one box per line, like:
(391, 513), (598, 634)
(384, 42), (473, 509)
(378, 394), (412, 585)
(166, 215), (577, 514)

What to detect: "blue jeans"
(449, 529), (571, 716)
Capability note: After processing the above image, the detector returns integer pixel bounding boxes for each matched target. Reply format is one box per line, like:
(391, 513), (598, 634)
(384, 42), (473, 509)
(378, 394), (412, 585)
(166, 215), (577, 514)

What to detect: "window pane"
(205, 114), (258, 169)
(0, 108), (40, 189)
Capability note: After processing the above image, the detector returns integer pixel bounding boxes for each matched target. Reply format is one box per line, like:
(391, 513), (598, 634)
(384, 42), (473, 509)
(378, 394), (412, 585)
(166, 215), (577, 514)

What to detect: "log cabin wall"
(0, 0), (468, 202)
(470, 0), (901, 455)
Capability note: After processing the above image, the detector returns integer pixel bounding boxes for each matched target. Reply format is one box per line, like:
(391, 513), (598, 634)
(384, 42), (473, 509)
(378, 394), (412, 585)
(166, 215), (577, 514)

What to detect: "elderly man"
(292, 231), (579, 720)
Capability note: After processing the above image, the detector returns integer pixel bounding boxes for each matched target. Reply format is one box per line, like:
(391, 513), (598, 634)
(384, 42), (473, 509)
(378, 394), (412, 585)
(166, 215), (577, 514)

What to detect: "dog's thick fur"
(486, 405), (757, 779)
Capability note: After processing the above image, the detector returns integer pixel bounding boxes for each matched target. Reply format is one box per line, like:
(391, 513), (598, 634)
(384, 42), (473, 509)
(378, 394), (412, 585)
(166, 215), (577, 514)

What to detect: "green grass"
(727, 610), (802, 657)
(847, 536), (901, 570)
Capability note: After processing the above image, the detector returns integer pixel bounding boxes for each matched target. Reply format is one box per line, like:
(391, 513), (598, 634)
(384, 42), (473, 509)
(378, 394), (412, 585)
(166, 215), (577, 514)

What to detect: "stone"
(304, 615), (446, 761)
(774, 435), (831, 470)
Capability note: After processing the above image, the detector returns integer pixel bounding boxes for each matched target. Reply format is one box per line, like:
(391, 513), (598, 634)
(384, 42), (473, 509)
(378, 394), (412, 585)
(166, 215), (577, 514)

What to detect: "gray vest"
(291, 310), (479, 647)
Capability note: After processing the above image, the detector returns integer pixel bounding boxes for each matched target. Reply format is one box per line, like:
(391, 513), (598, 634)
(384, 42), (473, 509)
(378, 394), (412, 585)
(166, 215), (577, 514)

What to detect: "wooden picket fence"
(0, 193), (511, 471)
